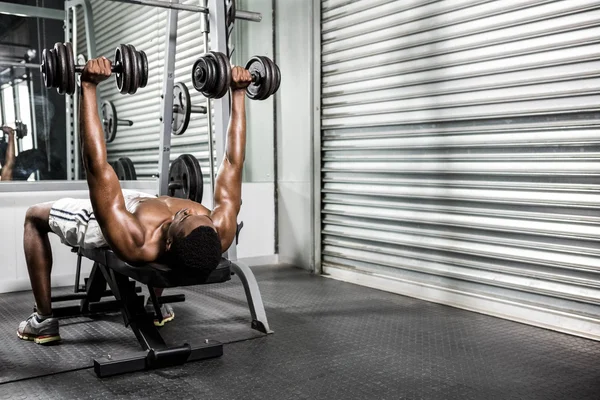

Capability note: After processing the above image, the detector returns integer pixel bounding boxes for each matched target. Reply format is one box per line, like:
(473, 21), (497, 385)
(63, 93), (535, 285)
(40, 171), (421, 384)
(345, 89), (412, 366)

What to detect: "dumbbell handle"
(103, 118), (133, 127)
(190, 105), (206, 114)
(74, 63), (123, 74)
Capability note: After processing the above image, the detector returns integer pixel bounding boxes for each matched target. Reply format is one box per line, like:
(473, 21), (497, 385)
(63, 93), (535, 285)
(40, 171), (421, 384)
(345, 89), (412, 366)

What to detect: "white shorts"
(48, 189), (155, 249)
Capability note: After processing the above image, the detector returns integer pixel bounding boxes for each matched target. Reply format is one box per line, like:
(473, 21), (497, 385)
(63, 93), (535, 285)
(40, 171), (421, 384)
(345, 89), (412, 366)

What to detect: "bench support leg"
(230, 261), (273, 334)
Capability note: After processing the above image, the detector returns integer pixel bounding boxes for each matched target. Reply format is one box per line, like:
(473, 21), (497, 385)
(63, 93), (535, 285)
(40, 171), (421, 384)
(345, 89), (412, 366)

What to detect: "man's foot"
(145, 300), (175, 327)
(17, 313), (61, 344)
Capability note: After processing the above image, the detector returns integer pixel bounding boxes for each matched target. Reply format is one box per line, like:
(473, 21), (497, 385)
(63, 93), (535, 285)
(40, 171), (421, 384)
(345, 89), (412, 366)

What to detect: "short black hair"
(169, 226), (222, 273)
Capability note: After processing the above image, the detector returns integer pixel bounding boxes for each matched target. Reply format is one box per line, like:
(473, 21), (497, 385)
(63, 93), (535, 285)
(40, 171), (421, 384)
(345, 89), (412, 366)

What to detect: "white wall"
(0, 181), (274, 293)
(235, 0), (275, 184)
(275, 0), (314, 269)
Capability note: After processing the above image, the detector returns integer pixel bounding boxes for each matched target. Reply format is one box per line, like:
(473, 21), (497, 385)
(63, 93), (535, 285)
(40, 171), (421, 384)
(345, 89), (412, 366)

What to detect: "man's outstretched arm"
(1, 127), (16, 181)
(211, 67), (252, 251)
(80, 58), (149, 262)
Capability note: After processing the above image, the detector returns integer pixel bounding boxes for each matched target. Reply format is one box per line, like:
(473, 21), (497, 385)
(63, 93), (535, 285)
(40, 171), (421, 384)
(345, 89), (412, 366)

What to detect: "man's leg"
(23, 203), (54, 316)
(18, 202), (61, 344)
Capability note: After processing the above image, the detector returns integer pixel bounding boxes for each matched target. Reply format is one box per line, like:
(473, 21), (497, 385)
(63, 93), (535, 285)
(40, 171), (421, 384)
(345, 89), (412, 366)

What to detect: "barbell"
(40, 42), (148, 95)
(191, 51), (281, 100)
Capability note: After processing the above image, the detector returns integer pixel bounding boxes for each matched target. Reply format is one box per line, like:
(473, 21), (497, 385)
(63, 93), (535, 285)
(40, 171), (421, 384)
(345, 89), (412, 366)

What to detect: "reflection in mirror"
(0, 0), (67, 181)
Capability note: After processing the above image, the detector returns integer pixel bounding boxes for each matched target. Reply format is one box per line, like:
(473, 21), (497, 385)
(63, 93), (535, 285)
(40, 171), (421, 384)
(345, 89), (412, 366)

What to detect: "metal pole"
(0, 1), (64, 20)
(106, 0), (261, 21)
(65, 0), (98, 179)
(234, 10), (261, 22)
(157, 3), (178, 195)
(72, 6), (80, 179)
(201, 0), (216, 205)
(26, 70), (39, 179)
(64, 5), (75, 179)
(0, 90), (5, 125)
(11, 67), (22, 155)
(109, 0), (208, 13)
(208, 0), (237, 261)
(0, 60), (39, 69)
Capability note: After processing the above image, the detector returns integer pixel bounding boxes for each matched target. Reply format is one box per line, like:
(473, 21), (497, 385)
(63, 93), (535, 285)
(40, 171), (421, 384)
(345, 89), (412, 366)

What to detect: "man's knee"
(25, 203), (52, 231)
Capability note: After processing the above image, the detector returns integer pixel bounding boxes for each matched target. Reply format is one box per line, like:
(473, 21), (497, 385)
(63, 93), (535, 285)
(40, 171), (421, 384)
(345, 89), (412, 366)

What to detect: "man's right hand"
(1, 126), (14, 137)
(81, 57), (112, 86)
(230, 66), (252, 91)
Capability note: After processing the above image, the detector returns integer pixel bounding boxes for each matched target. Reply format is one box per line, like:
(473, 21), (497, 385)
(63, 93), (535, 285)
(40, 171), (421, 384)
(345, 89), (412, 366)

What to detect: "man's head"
(165, 208), (222, 272)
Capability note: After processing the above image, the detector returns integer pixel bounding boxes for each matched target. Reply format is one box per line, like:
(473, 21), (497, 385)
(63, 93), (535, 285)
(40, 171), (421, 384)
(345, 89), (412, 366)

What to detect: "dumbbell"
(191, 51), (281, 100)
(101, 101), (133, 143)
(172, 82), (207, 136)
(1, 122), (27, 140)
(40, 42), (148, 95)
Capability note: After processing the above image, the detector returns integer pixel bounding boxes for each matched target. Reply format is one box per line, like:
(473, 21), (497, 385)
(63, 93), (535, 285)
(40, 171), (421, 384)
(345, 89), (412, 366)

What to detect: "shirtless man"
(1, 125), (16, 181)
(18, 56), (251, 344)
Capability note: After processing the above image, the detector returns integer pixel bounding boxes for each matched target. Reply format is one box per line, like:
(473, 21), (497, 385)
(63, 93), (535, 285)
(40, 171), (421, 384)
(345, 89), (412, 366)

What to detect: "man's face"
(165, 208), (215, 249)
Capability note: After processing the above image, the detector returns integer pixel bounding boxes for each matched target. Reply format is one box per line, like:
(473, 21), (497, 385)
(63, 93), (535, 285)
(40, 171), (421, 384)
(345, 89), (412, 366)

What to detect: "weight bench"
(49, 246), (273, 377)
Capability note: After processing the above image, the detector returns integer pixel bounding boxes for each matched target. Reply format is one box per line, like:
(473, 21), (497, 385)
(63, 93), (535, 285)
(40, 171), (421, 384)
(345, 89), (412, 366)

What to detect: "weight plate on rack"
(172, 82), (192, 136)
(101, 101), (118, 143)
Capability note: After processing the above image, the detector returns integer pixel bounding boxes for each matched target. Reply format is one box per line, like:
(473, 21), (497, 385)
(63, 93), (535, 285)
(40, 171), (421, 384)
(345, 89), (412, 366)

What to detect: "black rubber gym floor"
(0, 265), (599, 399)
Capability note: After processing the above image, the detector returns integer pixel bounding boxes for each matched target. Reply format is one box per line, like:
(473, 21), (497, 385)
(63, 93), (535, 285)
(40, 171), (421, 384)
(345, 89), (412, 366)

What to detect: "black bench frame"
(49, 247), (273, 377)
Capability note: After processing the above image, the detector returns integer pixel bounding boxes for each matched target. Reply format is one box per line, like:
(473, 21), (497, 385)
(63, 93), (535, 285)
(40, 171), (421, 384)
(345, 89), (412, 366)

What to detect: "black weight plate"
(182, 154), (203, 203)
(54, 42), (69, 95)
(202, 53), (219, 97)
(221, 51), (233, 97)
(271, 60), (281, 95)
(112, 159), (127, 180)
(204, 54), (221, 96)
(118, 157), (137, 180)
(50, 50), (59, 88)
(219, 51), (233, 98)
(114, 46), (123, 91)
(245, 56), (270, 100)
(139, 50), (149, 88)
(168, 155), (189, 199)
(40, 49), (54, 88)
(101, 101), (118, 143)
(172, 82), (191, 136)
(114, 45), (131, 94)
(65, 42), (76, 95)
(127, 44), (139, 94)
(205, 53), (221, 98)
(119, 44), (132, 94)
(259, 56), (275, 100)
(133, 47), (143, 91)
(191, 56), (208, 93)
(211, 51), (230, 99)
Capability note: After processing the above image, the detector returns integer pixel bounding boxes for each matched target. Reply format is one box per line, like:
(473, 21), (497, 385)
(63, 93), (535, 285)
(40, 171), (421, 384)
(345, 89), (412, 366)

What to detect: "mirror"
(0, 0), (67, 181)
(0, 0), (272, 185)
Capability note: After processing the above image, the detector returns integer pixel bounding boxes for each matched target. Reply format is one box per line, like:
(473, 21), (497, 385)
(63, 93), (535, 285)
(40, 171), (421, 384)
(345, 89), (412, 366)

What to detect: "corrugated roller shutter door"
(76, 0), (211, 180)
(321, 0), (600, 321)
